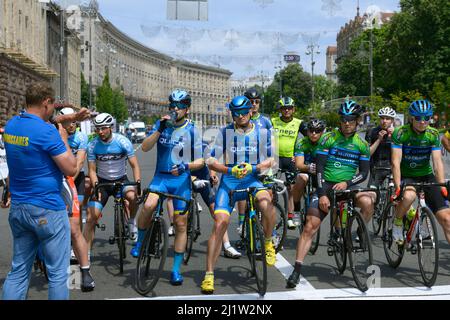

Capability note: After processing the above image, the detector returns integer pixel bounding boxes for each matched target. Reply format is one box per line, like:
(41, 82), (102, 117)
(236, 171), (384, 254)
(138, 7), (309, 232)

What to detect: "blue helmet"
(169, 89), (191, 108)
(408, 100), (433, 117)
(338, 100), (364, 117)
(228, 96), (252, 112)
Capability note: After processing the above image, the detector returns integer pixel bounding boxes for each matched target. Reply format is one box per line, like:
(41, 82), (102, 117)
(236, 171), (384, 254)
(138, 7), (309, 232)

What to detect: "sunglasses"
(414, 116), (431, 122)
(250, 99), (261, 105)
(309, 129), (324, 134)
(169, 102), (189, 110)
(281, 106), (294, 110)
(340, 116), (357, 123)
(231, 109), (251, 117)
(95, 126), (111, 132)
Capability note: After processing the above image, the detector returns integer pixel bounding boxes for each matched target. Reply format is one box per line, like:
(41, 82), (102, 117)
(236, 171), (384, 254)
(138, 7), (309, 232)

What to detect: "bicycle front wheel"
(246, 216), (267, 296)
(273, 203), (287, 253)
(417, 207), (439, 287)
(329, 210), (346, 274)
(347, 212), (373, 292)
(115, 205), (127, 274)
(309, 225), (321, 255)
(135, 218), (168, 296)
(184, 201), (198, 265)
(381, 203), (405, 268)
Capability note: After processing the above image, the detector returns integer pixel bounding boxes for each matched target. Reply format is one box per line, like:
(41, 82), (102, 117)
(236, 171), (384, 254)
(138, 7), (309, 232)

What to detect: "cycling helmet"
(378, 107), (396, 118)
(244, 88), (261, 100)
(228, 96), (252, 112)
(169, 89), (191, 108)
(338, 100), (364, 117)
(93, 113), (114, 127)
(408, 100), (433, 117)
(307, 118), (326, 131)
(277, 97), (295, 108)
(59, 107), (75, 116)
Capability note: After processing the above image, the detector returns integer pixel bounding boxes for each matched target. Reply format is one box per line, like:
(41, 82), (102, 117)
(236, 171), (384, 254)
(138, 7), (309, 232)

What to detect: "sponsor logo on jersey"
(96, 154), (125, 161)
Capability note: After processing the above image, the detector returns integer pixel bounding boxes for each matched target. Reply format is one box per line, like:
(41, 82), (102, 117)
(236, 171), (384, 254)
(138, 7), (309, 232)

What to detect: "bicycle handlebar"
(332, 186), (380, 201)
(399, 181), (450, 198)
(228, 186), (270, 208)
(93, 180), (141, 201)
(144, 189), (192, 215)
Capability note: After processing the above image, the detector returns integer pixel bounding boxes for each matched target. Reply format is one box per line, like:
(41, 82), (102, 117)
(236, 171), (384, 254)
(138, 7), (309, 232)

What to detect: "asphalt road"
(1, 138), (449, 300)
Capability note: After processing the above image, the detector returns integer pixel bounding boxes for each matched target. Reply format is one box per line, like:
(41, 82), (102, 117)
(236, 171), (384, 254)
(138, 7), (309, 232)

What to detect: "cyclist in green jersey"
(391, 100), (450, 244)
(287, 101), (374, 288)
(271, 97), (304, 229)
(442, 129), (450, 152)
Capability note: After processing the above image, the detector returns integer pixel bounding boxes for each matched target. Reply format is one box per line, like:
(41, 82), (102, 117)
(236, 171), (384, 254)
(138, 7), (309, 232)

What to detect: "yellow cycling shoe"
(201, 275), (214, 294)
(265, 241), (276, 267)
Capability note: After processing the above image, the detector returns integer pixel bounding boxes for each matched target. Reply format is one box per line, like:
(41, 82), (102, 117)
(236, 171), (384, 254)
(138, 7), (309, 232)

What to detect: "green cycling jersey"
(392, 124), (441, 178)
(271, 117), (302, 158)
(294, 135), (323, 164)
(316, 129), (370, 183)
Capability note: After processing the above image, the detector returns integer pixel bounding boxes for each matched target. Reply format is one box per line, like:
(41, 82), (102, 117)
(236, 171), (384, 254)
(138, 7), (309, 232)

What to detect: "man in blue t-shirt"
(2, 82), (76, 300)
(132, 89), (204, 286)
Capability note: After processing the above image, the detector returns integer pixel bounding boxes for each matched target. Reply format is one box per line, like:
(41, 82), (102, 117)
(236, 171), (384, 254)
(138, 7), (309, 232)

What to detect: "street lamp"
(306, 44), (320, 105)
(275, 62), (283, 98)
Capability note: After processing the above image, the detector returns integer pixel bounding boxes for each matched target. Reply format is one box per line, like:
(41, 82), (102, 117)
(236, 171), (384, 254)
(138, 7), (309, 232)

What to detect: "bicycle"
(135, 189), (190, 296)
(297, 173), (321, 255)
(230, 186), (269, 296)
(370, 166), (395, 236)
(327, 187), (378, 292)
(183, 180), (207, 265)
(92, 180), (141, 274)
(381, 181), (448, 287)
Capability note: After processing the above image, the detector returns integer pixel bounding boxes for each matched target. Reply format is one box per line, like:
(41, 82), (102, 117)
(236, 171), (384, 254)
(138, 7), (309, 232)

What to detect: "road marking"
(274, 252), (316, 291)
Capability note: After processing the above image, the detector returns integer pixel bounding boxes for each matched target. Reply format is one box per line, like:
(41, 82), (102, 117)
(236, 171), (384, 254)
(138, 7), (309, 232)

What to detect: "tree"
(80, 72), (90, 108)
(95, 72), (113, 114)
(112, 88), (128, 123)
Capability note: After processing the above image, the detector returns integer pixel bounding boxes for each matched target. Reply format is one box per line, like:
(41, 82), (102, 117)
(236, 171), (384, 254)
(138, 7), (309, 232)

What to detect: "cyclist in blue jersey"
(201, 96), (276, 295)
(84, 113), (141, 253)
(131, 89), (204, 286)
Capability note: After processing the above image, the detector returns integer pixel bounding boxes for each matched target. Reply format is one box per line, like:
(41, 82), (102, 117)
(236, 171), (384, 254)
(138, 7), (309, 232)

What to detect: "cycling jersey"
(68, 130), (88, 172)
(365, 126), (392, 168)
(271, 117), (302, 158)
(316, 129), (370, 184)
(149, 119), (202, 174)
(392, 125), (441, 178)
(87, 133), (135, 180)
(294, 136), (322, 164)
(251, 113), (272, 131)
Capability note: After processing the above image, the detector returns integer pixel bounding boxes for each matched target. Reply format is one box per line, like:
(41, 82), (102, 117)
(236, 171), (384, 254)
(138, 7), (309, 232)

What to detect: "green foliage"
(389, 90), (425, 114)
(112, 88), (128, 123)
(95, 72), (113, 114)
(141, 115), (160, 125)
(80, 72), (90, 108)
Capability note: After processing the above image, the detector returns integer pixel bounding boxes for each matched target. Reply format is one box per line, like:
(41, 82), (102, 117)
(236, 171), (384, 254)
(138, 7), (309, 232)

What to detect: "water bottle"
(166, 110), (178, 128)
(404, 206), (416, 231)
(341, 205), (348, 228)
(293, 211), (300, 226)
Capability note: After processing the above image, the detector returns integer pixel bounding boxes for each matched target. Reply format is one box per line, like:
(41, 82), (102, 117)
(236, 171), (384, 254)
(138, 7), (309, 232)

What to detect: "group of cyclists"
(1, 85), (450, 297)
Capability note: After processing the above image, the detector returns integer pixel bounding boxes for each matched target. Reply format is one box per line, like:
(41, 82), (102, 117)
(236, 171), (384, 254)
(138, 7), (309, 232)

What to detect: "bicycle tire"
(329, 208), (346, 274)
(273, 202), (287, 253)
(309, 225), (321, 255)
(381, 202), (405, 268)
(115, 205), (126, 274)
(135, 218), (168, 296)
(417, 206), (439, 287)
(246, 215), (267, 296)
(347, 212), (373, 292)
(274, 183), (288, 213)
(372, 179), (388, 236)
(183, 200), (198, 265)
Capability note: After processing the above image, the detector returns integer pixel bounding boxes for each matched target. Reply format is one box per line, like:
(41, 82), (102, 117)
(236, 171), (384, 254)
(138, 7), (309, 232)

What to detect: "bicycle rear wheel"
(417, 207), (439, 287)
(347, 212), (373, 292)
(115, 205), (127, 273)
(381, 203), (405, 268)
(309, 226), (321, 255)
(273, 203), (287, 253)
(184, 200), (198, 265)
(328, 209), (347, 274)
(135, 218), (168, 296)
(372, 179), (388, 236)
(246, 215), (267, 296)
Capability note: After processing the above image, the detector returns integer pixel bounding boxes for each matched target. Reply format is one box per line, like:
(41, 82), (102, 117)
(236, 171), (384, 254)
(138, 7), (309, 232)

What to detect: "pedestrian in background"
(2, 82), (77, 300)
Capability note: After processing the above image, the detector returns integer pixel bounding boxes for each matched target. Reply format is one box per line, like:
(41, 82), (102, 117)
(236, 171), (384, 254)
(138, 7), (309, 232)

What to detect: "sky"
(89, 0), (400, 80)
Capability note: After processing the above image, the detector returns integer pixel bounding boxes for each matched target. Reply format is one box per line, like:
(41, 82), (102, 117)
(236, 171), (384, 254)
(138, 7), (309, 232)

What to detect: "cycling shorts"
(62, 177), (80, 219)
(193, 181), (214, 208)
(214, 174), (266, 216)
(88, 176), (134, 212)
(318, 181), (364, 219)
(402, 174), (449, 214)
(149, 172), (191, 215)
(279, 157), (297, 184)
(74, 171), (85, 202)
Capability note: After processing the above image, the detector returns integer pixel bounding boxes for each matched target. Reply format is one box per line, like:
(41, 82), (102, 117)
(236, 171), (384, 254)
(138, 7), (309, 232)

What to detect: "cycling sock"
(80, 265), (90, 271)
(265, 238), (272, 246)
(205, 271), (214, 278)
(294, 202), (300, 212)
(394, 217), (403, 226)
(223, 241), (231, 250)
(288, 212), (294, 220)
(238, 213), (245, 226)
(137, 228), (146, 244)
(172, 251), (184, 273)
(294, 261), (302, 273)
(129, 218), (135, 226)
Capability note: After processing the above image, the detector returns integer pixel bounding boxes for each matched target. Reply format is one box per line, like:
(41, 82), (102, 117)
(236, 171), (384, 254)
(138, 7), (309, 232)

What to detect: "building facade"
(325, 46), (337, 84)
(79, 10), (231, 127)
(0, 0), (81, 126)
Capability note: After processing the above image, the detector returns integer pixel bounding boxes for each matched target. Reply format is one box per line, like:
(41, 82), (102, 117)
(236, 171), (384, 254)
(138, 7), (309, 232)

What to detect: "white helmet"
(93, 113), (114, 127)
(59, 107), (75, 115)
(378, 107), (396, 118)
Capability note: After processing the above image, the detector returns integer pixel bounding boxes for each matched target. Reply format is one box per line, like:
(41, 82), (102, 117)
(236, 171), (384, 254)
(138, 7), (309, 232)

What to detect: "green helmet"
(277, 97), (295, 108)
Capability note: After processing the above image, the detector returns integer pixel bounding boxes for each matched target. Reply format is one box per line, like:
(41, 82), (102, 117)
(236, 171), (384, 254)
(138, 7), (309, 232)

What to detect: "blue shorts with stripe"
(149, 172), (191, 214)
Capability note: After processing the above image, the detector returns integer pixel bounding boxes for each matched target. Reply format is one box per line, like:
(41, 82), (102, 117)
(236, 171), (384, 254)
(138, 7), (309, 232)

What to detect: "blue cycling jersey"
(191, 140), (210, 180)
(210, 123), (272, 174)
(68, 130), (88, 172)
(149, 119), (203, 174)
(251, 113), (273, 131)
(87, 133), (134, 180)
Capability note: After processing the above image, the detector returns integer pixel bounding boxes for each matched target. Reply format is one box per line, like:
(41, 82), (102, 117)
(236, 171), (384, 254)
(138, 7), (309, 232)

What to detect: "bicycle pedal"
(100, 224), (106, 231)
(327, 246), (334, 257)
(108, 236), (115, 245)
